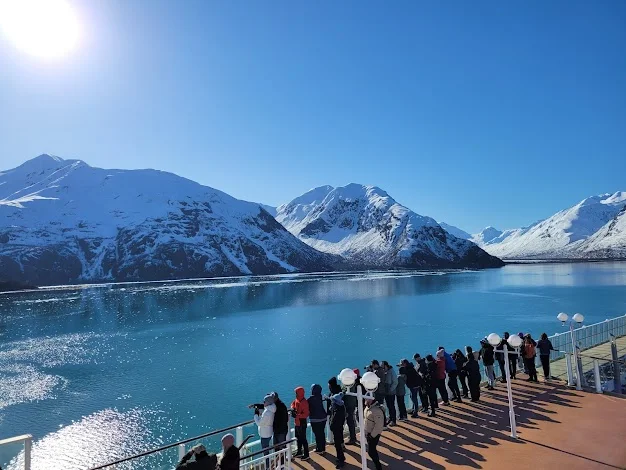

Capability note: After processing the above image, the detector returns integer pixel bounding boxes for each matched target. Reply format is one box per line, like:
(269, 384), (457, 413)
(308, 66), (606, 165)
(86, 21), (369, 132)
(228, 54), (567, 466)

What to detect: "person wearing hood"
(176, 444), (218, 469)
(452, 349), (469, 398)
(439, 347), (461, 403)
(308, 384), (327, 454)
(396, 363), (408, 421)
(463, 346), (481, 402)
(343, 368), (361, 445)
(434, 349), (450, 406)
(382, 361), (398, 426)
(329, 393), (347, 468)
(290, 387), (310, 460)
(521, 333), (538, 382)
(254, 394), (276, 465)
(537, 332), (555, 380)
(217, 434), (239, 470)
(364, 398), (385, 470)
(479, 338), (496, 390)
(403, 358), (422, 418)
(424, 354), (439, 416)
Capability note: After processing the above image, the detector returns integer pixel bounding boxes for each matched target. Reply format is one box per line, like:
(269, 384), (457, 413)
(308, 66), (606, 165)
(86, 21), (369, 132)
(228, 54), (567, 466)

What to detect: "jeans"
(332, 428), (345, 463)
(485, 364), (495, 387)
(510, 357), (517, 378)
(469, 377), (481, 401)
(540, 355), (550, 378)
(459, 371), (469, 396)
(525, 357), (538, 381)
(435, 378), (449, 403)
(311, 421), (326, 452)
(447, 370), (462, 400)
(498, 360), (507, 380)
(295, 420), (309, 457)
(346, 407), (357, 442)
(409, 387), (420, 415)
(384, 394), (397, 423)
(426, 385), (438, 413)
(397, 394), (407, 419)
(273, 432), (287, 448)
(367, 434), (382, 470)
(261, 437), (272, 467)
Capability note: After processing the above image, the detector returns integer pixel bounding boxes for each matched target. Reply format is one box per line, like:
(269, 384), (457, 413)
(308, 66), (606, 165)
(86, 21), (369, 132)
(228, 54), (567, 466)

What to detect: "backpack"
(524, 342), (536, 358)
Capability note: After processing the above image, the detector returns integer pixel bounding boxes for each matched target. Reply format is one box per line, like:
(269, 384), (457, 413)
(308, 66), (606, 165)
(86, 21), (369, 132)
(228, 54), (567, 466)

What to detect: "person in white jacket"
(254, 394), (276, 465)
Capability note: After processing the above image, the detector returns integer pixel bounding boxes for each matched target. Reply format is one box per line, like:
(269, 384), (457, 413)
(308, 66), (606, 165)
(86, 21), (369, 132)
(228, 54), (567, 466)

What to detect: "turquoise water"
(1, 262), (626, 468)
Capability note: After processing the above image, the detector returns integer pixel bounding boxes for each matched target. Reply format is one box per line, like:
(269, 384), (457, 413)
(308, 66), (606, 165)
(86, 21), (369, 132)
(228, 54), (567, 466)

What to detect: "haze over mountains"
(1, 155), (623, 286)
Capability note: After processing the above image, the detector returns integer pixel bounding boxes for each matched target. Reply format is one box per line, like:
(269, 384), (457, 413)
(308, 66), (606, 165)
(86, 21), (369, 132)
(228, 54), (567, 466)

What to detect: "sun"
(0, 0), (81, 59)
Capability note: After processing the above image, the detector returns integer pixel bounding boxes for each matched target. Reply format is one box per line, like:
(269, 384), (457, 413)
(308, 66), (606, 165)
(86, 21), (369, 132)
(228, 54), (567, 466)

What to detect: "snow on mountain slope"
(275, 184), (503, 269)
(438, 222), (471, 240)
(0, 155), (338, 285)
(473, 192), (626, 259)
(577, 206), (626, 258)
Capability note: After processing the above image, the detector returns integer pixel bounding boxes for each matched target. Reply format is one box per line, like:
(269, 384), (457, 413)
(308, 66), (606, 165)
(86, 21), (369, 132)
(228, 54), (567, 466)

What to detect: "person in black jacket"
(537, 333), (555, 380)
(401, 359), (422, 418)
(424, 354), (439, 417)
(218, 434), (240, 470)
(308, 384), (327, 454)
(176, 444), (217, 469)
(414, 354), (429, 413)
(329, 394), (347, 468)
(496, 332), (517, 382)
(453, 349), (469, 398)
(479, 340), (496, 390)
(271, 392), (289, 449)
(464, 346), (481, 402)
(343, 368), (360, 445)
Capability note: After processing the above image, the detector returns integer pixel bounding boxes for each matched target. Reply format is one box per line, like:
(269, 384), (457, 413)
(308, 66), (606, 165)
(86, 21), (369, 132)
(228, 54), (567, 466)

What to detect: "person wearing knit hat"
(254, 394), (276, 467)
(218, 434), (240, 470)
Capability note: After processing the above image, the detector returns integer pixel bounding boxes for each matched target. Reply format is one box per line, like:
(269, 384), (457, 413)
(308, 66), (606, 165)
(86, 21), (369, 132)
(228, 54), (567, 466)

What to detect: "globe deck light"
(557, 312), (568, 324)
(361, 371), (380, 391)
(572, 313), (585, 323)
(508, 334), (523, 348)
(487, 333), (501, 347)
(338, 368), (357, 387)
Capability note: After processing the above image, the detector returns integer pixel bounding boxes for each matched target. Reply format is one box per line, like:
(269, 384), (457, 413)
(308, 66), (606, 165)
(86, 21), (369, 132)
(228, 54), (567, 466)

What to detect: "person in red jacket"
(290, 386), (310, 460)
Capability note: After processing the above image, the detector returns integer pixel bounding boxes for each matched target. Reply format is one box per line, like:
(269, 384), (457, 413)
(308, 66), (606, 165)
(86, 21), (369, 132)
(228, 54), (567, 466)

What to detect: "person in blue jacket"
(308, 384), (327, 454)
(438, 347), (462, 402)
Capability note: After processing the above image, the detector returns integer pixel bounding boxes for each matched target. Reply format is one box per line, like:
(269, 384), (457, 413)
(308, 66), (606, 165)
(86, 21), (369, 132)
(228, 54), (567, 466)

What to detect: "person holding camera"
(253, 394), (276, 466)
(176, 444), (217, 469)
(364, 398), (385, 470)
(291, 386), (310, 460)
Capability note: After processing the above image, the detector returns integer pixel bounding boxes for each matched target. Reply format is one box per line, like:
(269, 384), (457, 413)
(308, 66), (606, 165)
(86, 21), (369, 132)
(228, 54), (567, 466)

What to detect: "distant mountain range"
(444, 193), (626, 260)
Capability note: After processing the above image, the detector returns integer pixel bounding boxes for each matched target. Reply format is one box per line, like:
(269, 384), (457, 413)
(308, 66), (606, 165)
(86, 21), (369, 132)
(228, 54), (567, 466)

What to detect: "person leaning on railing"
(217, 434), (239, 470)
(537, 333), (556, 380)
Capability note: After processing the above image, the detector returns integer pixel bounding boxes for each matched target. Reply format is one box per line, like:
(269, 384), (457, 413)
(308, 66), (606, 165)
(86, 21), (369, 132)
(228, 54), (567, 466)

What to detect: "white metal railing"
(239, 442), (293, 470)
(0, 434), (32, 470)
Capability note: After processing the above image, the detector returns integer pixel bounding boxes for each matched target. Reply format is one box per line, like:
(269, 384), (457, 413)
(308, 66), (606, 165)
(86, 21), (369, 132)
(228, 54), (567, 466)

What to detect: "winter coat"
(308, 384), (327, 423)
(273, 399), (289, 435)
(537, 339), (554, 356)
(218, 446), (240, 470)
(522, 338), (537, 359)
(254, 403), (276, 438)
(463, 356), (481, 384)
(344, 382), (358, 411)
(384, 367), (398, 395)
(480, 344), (495, 366)
(443, 351), (457, 372)
(328, 376), (343, 395)
(176, 452), (218, 470)
(434, 358), (446, 380)
(404, 363), (422, 388)
(291, 387), (310, 426)
(364, 403), (385, 438)
(424, 360), (437, 386)
(329, 394), (347, 432)
(396, 369), (407, 396)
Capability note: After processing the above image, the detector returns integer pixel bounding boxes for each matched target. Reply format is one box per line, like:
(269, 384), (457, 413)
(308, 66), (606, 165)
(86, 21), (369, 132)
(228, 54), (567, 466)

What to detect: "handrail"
(87, 420), (254, 470)
(242, 439), (296, 460)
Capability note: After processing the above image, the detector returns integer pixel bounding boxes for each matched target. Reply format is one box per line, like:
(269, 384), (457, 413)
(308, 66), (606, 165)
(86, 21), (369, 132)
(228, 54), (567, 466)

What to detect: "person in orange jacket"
(290, 386), (310, 460)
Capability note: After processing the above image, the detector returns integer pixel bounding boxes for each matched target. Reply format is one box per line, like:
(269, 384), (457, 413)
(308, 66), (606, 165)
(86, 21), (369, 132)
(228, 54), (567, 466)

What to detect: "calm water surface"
(1, 262), (626, 468)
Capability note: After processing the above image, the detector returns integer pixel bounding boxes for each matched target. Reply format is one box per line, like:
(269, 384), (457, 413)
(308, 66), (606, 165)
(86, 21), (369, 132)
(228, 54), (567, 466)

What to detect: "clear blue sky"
(1, 0), (625, 233)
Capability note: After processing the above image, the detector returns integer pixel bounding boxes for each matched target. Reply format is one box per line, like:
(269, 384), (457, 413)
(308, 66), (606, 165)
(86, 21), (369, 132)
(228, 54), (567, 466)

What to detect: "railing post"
(610, 335), (622, 394)
(235, 426), (243, 448)
(286, 426), (293, 464)
(178, 443), (185, 461)
(593, 359), (602, 394)
(576, 347), (585, 389)
(24, 436), (32, 470)
(565, 353), (574, 387)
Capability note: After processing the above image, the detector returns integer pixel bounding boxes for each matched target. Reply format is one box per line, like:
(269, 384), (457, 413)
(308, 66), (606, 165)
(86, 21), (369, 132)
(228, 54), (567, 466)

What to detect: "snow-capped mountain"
(473, 192), (626, 259)
(0, 155), (338, 285)
(275, 184), (503, 269)
(438, 222), (471, 240)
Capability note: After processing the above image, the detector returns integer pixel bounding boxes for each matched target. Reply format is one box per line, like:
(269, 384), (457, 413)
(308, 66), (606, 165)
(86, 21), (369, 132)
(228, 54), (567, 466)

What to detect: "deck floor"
(292, 378), (626, 470)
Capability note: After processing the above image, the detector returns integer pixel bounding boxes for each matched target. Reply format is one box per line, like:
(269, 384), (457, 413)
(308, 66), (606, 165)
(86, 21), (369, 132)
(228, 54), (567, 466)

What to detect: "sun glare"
(0, 0), (81, 59)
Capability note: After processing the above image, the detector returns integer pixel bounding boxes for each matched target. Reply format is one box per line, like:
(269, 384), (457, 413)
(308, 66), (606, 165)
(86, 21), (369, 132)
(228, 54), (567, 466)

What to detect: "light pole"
(337, 368), (379, 470)
(487, 332), (522, 439)
(557, 312), (585, 390)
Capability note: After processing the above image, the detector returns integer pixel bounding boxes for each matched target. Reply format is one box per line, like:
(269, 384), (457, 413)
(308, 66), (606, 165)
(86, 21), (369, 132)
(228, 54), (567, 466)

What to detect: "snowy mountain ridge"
(275, 184), (503, 269)
(470, 192), (626, 259)
(0, 155), (338, 285)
